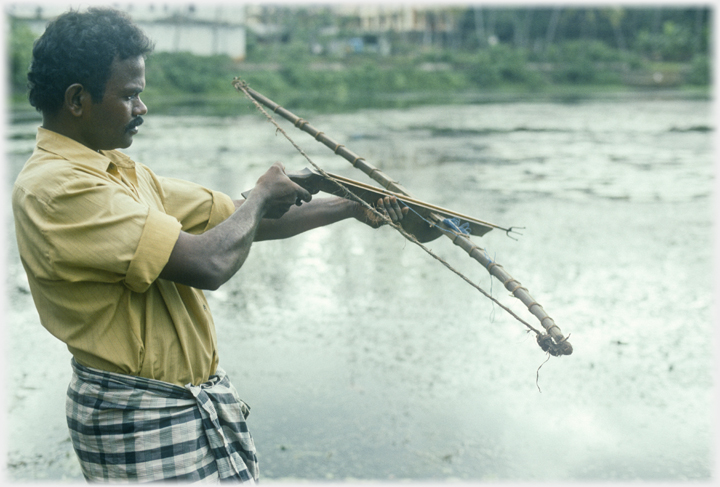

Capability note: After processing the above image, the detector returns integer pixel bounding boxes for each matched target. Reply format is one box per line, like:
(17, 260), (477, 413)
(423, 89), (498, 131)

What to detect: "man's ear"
(64, 84), (90, 117)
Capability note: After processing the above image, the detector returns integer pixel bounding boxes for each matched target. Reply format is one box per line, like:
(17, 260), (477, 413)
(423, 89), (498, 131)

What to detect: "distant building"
(333, 5), (457, 36)
(328, 5), (460, 54)
(6, 3), (247, 59)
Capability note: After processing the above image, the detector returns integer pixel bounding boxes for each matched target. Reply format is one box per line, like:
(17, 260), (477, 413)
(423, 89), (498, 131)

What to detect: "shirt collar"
(35, 126), (136, 172)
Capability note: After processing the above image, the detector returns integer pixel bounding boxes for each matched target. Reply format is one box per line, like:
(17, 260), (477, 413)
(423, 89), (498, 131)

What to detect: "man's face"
(80, 55), (147, 151)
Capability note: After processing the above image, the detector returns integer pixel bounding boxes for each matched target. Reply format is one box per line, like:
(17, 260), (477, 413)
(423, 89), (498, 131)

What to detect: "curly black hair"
(27, 7), (154, 114)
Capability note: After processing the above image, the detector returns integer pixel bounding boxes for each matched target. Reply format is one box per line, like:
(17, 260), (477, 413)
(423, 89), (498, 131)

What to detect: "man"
(12, 8), (406, 482)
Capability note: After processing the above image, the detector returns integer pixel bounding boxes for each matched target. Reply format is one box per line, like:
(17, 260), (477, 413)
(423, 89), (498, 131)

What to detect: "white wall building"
(6, 3), (247, 59)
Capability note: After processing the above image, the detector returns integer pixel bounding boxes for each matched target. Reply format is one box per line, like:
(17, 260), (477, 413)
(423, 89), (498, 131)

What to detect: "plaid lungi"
(66, 359), (259, 482)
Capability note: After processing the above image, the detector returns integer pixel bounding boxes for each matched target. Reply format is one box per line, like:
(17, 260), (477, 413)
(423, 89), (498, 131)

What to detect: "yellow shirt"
(12, 128), (236, 386)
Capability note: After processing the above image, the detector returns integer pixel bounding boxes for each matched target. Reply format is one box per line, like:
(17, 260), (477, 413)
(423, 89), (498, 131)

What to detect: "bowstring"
(235, 80), (543, 338)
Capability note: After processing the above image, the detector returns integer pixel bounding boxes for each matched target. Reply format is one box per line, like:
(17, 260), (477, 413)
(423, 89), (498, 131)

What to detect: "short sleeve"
(125, 208), (181, 292)
(155, 175), (235, 234)
(14, 176), (181, 292)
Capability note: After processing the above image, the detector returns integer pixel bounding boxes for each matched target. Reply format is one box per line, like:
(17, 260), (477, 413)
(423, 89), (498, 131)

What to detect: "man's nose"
(134, 97), (148, 116)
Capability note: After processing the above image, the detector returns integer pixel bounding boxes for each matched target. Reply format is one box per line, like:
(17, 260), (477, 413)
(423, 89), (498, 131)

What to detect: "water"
(4, 96), (714, 481)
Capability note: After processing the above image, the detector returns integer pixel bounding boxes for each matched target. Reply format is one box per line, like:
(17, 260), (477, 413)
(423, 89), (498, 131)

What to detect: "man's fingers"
(376, 196), (405, 222)
(388, 196), (403, 221)
(375, 198), (388, 217)
(294, 185), (312, 206)
(299, 186), (312, 203)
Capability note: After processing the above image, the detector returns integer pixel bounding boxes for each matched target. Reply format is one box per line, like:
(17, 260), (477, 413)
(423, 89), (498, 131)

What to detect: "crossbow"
(233, 78), (573, 358)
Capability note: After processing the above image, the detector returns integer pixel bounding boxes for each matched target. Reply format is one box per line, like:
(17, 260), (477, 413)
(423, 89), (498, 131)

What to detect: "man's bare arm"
(159, 163), (406, 290)
(247, 194), (407, 241)
(159, 163), (311, 290)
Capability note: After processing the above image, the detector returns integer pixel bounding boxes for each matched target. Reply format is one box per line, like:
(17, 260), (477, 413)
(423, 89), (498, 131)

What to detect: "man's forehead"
(108, 56), (145, 85)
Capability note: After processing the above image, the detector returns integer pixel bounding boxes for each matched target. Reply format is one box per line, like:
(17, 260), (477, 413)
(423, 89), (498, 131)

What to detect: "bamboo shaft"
(449, 232), (572, 355)
(242, 86), (408, 193)
(235, 80), (572, 356)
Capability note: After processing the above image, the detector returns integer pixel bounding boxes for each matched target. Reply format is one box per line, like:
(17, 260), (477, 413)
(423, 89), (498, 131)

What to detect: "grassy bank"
(143, 41), (713, 116)
(9, 42), (712, 118)
(10, 84), (711, 122)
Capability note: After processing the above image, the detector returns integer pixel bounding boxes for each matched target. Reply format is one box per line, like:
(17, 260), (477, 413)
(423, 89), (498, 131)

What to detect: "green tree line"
(8, 6), (711, 114)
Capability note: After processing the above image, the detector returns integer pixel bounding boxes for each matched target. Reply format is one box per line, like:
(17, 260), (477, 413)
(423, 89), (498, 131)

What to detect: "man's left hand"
(356, 196), (409, 228)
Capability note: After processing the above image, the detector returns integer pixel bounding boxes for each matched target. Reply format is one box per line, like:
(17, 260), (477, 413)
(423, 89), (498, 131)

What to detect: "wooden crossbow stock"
(233, 78), (573, 358)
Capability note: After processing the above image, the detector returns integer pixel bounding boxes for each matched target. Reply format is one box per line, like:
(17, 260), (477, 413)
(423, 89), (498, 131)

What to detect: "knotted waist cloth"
(66, 359), (259, 482)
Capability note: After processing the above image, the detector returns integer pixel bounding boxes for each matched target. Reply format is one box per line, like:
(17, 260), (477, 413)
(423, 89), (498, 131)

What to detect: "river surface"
(4, 96), (715, 482)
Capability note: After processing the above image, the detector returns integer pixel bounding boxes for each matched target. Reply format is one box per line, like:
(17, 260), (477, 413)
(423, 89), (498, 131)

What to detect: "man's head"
(28, 8), (154, 151)
(28, 7), (153, 115)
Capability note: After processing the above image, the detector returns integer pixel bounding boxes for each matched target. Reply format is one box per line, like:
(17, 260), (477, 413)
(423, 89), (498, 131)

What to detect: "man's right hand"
(251, 163), (313, 219)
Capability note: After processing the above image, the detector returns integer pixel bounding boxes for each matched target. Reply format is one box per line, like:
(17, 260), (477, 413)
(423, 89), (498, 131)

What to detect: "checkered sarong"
(66, 359), (259, 482)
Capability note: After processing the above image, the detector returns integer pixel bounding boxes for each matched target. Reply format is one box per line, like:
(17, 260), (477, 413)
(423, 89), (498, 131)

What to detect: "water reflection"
(5, 98), (713, 481)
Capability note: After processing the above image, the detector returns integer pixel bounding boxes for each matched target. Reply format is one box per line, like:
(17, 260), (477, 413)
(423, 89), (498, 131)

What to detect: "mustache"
(125, 117), (144, 132)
